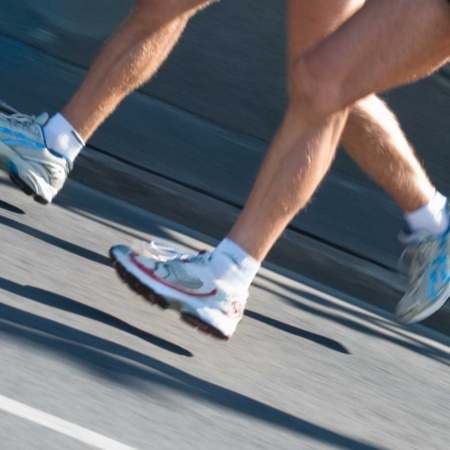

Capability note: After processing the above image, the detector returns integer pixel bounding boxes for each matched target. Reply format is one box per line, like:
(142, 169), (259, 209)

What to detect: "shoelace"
(134, 239), (210, 264)
(136, 239), (191, 261)
(398, 231), (426, 276)
(3, 113), (45, 129)
(398, 243), (428, 279)
(398, 231), (440, 291)
(2, 112), (72, 174)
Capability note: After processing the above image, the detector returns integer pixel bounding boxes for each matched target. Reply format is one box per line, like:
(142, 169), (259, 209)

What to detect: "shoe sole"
(399, 285), (450, 324)
(9, 169), (48, 204)
(109, 249), (230, 340)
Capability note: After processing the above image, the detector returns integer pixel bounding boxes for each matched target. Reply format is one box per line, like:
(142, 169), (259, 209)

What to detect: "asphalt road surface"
(0, 175), (449, 450)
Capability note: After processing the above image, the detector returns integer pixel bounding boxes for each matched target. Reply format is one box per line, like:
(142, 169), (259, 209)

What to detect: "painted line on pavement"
(0, 394), (138, 450)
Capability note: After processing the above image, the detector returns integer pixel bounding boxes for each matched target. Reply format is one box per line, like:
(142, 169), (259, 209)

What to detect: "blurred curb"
(72, 147), (450, 336)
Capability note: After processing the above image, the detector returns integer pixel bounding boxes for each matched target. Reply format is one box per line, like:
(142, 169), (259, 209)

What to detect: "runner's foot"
(110, 243), (248, 339)
(396, 226), (450, 323)
(0, 112), (70, 204)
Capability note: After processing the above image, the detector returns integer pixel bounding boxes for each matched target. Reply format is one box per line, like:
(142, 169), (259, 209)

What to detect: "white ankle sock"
(210, 238), (260, 289)
(43, 113), (84, 162)
(405, 191), (449, 236)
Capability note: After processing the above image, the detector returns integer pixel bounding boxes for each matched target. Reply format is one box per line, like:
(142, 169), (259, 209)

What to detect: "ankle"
(44, 113), (85, 163)
(210, 239), (260, 289)
(405, 191), (449, 236)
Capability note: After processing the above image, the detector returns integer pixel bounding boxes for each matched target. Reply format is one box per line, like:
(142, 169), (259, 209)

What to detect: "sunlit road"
(0, 176), (449, 450)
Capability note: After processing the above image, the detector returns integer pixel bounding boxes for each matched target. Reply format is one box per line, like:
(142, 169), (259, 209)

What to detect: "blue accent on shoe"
(428, 238), (450, 301)
(8, 161), (18, 176)
(0, 125), (41, 143)
(48, 149), (67, 160)
(1, 138), (45, 150)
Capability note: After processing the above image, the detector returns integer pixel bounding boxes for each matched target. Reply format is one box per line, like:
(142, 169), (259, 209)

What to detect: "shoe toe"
(395, 294), (424, 323)
(109, 244), (133, 259)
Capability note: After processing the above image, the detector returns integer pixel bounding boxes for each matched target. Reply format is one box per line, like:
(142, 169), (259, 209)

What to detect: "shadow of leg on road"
(253, 279), (450, 366)
(244, 309), (350, 355)
(257, 272), (412, 333)
(0, 277), (192, 357)
(0, 199), (25, 215)
(64, 206), (164, 243)
(0, 275), (349, 356)
(0, 214), (110, 266)
(0, 304), (379, 450)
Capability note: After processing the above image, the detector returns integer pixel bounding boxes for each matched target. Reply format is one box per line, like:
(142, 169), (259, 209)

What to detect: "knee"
(288, 56), (345, 121)
(348, 95), (397, 128)
(134, 0), (213, 24)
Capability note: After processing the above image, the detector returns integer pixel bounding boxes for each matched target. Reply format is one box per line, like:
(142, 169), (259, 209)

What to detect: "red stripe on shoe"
(130, 253), (217, 298)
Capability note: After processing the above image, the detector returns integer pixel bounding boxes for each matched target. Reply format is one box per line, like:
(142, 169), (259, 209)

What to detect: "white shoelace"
(397, 230), (433, 276)
(3, 113), (48, 129)
(133, 239), (212, 265)
(133, 239), (193, 261)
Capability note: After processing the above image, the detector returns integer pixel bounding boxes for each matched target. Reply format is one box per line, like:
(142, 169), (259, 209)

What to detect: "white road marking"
(0, 394), (138, 450)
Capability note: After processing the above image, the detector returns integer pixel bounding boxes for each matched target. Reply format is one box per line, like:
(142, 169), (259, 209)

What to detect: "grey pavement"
(0, 175), (449, 449)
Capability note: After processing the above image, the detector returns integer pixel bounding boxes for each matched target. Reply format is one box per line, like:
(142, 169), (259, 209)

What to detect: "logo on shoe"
(130, 253), (218, 298)
(225, 300), (245, 318)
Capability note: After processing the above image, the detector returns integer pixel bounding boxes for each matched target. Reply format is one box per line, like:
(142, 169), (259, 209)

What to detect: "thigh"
(297, 0), (450, 110)
(287, 0), (366, 64)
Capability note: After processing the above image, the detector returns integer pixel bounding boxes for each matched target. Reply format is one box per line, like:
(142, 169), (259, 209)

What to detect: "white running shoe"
(0, 112), (70, 204)
(110, 243), (248, 340)
(396, 228), (450, 324)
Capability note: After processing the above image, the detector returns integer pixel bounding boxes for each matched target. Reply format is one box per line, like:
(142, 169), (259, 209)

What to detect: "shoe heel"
(181, 312), (230, 340)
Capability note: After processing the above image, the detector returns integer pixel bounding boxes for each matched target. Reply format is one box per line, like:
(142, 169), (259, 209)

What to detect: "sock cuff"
(405, 191), (448, 235)
(211, 238), (260, 289)
(46, 113), (85, 146)
(215, 238), (260, 272)
(44, 113), (85, 162)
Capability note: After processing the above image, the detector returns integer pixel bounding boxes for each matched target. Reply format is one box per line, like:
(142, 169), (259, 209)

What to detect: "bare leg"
(342, 96), (435, 212)
(61, 0), (213, 141)
(110, 0), (450, 334)
(229, 0), (450, 261)
(288, 0), (435, 214)
(299, 0), (450, 112)
(228, 105), (349, 261)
